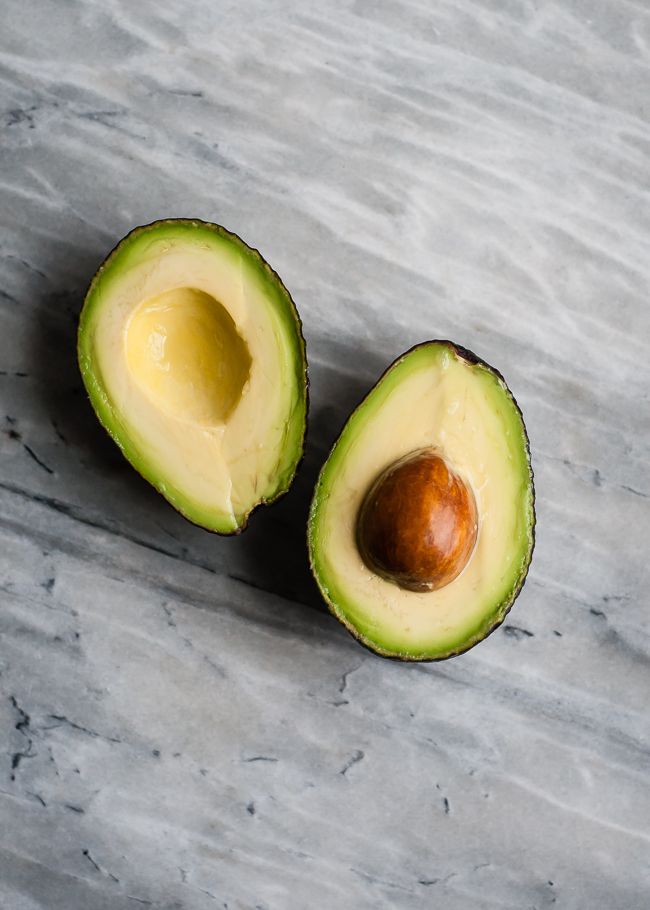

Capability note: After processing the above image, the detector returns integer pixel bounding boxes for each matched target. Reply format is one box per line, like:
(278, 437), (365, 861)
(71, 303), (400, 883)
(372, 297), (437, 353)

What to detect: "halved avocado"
(308, 341), (535, 660)
(78, 219), (307, 534)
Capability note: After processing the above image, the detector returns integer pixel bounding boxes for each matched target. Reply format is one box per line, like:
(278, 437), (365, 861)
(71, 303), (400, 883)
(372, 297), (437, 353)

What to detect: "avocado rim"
(307, 339), (535, 661)
(77, 218), (309, 536)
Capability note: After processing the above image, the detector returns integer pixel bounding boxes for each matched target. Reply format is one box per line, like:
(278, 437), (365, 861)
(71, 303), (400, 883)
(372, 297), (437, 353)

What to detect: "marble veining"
(1, 1), (650, 907)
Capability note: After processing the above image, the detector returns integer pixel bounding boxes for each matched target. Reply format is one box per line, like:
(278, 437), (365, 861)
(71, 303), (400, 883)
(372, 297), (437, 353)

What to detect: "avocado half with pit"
(308, 341), (535, 660)
(78, 219), (307, 533)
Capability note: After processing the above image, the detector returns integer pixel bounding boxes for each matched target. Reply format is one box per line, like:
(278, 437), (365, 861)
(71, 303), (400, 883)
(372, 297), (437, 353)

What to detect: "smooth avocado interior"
(308, 341), (535, 660)
(79, 220), (307, 533)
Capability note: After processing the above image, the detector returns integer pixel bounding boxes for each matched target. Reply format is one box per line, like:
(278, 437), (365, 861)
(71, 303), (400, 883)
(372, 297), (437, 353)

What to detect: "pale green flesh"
(308, 342), (535, 660)
(78, 220), (307, 533)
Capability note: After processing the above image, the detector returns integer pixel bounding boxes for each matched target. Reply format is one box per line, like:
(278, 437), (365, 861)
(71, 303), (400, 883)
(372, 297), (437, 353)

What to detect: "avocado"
(78, 219), (307, 534)
(308, 341), (535, 660)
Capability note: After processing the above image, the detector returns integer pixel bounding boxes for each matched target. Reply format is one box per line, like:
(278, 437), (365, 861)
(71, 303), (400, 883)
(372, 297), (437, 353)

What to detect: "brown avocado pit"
(356, 449), (478, 593)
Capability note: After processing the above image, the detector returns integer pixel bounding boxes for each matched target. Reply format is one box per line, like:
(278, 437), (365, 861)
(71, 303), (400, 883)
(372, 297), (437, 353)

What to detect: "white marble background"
(1, 1), (650, 908)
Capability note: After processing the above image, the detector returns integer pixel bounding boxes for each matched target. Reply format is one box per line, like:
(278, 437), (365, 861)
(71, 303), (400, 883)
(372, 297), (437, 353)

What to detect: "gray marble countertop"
(2, 2), (650, 908)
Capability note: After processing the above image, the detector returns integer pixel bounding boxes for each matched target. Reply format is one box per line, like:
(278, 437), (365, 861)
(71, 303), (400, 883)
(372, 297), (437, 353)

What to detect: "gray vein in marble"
(2, 0), (650, 908)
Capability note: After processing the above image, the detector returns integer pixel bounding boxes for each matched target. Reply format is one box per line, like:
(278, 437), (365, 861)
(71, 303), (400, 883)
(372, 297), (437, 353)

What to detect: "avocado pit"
(356, 449), (478, 592)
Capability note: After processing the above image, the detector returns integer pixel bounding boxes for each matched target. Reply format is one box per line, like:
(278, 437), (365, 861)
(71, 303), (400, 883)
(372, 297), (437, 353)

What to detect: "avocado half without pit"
(308, 341), (535, 661)
(78, 220), (308, 533)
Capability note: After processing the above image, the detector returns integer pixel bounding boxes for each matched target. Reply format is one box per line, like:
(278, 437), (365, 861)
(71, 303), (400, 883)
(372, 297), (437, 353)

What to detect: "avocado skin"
(307, 340), (535, 661)
(78, 218), (309, 536)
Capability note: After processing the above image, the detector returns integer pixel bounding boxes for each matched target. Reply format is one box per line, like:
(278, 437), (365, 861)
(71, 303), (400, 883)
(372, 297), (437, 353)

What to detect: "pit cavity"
(125, 287), (251, 425)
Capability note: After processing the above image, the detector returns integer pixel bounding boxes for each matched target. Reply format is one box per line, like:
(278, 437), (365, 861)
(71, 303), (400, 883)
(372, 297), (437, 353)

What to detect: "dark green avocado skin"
(308, 340), (536, 662)
(78, 218), (309, 536)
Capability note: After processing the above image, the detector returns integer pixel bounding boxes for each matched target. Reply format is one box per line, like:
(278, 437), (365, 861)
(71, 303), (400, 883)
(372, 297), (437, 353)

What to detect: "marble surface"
(2, 1), (650, 907)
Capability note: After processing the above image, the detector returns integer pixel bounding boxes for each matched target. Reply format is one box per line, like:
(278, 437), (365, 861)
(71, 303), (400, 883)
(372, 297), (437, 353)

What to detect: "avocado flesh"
(78, 220), (307, 534)
(308, 341), (535, 660)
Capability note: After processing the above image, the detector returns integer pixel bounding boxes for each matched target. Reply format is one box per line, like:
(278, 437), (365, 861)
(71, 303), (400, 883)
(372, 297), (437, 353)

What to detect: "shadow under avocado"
(29, 248), (390, 627)
(236, 344), (389, 613)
